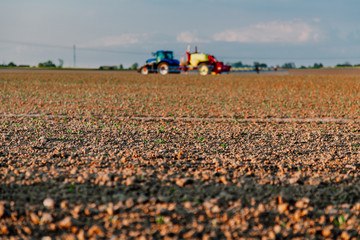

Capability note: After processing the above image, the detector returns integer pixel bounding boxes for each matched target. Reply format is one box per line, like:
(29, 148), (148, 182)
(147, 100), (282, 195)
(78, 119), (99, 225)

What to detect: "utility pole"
(73, 44), (76, 68)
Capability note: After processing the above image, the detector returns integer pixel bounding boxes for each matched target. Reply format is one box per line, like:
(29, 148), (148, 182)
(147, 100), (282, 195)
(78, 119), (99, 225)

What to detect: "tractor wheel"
(140, 66), (149, 75)
(198, 63), (209, 76)
(157, 62), (169, 75)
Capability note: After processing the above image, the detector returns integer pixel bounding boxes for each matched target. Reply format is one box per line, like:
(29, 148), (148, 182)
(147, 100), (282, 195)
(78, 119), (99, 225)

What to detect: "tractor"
(138, 50), (180, 75)
(180, 46), (231, 75)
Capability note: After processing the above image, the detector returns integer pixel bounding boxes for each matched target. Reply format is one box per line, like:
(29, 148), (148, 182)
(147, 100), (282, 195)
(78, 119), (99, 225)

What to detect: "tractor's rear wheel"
(157, 62), (169, 75)
(199, 63), (209, 76)
(140, 66), (149, 75)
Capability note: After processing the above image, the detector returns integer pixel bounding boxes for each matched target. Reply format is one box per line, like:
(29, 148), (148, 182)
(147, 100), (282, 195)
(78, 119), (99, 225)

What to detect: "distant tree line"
(2, 59), (360, 70)
(38, 60), (56, 68)
(299, 62), (360, 69)
(280, 62), (296, 69)
(0, 62), (29, 68)
(0, 60), (140, 70)
(335, 61), (360, 67)
(0, 59), (63, 68)
(99, 63), (138, 71)
(230, 60), (360, 69)
(37, 59), (64, 68)
(230, 61), (268, 68)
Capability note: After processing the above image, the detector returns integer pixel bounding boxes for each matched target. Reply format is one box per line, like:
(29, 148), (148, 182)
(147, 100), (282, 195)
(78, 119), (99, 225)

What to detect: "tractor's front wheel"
(140, 66), (149, 75)
(198, 63), (209, 76)
(157, 62), (169, 75)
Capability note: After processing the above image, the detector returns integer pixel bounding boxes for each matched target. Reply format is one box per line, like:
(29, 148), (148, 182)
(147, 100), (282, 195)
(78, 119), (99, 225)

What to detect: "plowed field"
(1, 69), (360, 239)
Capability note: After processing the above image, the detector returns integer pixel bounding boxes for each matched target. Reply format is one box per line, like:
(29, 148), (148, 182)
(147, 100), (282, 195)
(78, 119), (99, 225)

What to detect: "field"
(1, 69), (360, 239)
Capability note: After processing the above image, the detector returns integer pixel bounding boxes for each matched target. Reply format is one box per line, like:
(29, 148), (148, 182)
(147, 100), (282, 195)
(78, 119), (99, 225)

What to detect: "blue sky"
(1, 0), (360, 68)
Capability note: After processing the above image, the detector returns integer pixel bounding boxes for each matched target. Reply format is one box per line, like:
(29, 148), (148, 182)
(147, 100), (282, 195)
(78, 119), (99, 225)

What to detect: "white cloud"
(213, 20), (320, 44)
(79, 33), (148, 47)
(176, 31), (209, 43)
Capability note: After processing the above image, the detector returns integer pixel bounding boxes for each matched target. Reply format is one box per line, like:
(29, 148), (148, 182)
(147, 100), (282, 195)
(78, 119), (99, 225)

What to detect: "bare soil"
(1, 70), (360, 239)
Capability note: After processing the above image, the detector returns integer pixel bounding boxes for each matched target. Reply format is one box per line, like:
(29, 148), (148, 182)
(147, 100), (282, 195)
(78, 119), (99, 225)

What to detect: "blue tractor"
(138, 50), (180, 75)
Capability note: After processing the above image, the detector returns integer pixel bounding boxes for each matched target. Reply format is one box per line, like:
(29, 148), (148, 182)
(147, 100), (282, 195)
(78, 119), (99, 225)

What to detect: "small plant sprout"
(155, 216), (164, 224)
(158, 126), (165, 133)
(67, 184), (75, 193)
(333, 214), (346, 227)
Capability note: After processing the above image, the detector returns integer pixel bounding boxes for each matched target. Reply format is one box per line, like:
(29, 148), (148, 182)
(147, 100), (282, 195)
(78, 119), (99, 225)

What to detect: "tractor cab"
(153, 51), (174, 63)
(147, 51), (175, 64)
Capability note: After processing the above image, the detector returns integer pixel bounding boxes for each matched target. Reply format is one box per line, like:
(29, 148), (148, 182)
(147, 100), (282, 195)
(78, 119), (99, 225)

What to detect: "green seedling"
(67, 184), (75, 193)
(158, 126), (165, 133)
(333, 214), (345, 227)
(155, 216), (164, 224)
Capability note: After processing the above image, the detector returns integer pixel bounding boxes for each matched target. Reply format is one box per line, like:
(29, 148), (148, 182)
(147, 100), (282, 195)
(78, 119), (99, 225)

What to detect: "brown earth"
(2, 69), (360, 120)
(1, 70), (360, 239)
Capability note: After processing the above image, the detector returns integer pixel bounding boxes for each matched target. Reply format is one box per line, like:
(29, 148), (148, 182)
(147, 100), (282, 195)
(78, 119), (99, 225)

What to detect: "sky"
(1, 0), (360, 68)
